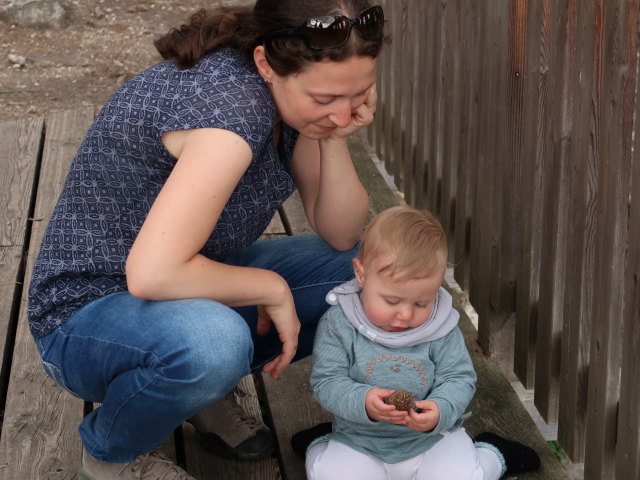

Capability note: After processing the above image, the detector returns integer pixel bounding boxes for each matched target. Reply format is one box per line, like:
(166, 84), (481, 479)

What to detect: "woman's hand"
(257, 288), (301, 379)
(404, 399), (440, 432)
(365, 388), (409, 424)
(327, 84), (378, 139)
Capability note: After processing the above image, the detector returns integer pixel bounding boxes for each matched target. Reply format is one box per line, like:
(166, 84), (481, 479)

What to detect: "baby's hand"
(404, 400), (440, 432)
(365, 388), (408, 424)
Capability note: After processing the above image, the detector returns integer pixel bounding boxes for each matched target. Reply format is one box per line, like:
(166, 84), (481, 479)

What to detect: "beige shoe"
(78, 448), (195, 480)
(187, 386), (274, 460)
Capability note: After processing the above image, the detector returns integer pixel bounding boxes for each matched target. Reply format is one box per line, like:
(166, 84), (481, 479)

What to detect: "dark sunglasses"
(262, 5), (384, 50)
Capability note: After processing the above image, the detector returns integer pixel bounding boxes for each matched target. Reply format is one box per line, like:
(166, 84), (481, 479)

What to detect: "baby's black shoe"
(475, 431), (541, 475)
(290, 422), (333, 458)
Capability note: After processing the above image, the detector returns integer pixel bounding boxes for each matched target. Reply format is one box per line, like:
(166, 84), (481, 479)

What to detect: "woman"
(27, 1), (386, 478)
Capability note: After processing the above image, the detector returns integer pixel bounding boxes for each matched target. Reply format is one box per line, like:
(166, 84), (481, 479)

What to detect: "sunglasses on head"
(262, 5), (384, 51)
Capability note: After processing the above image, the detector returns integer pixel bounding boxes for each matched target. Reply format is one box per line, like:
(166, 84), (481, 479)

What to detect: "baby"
(303, 205), (540, 479)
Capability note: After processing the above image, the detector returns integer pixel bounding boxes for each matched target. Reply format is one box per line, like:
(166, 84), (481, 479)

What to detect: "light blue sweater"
(310, 280), (477, 463)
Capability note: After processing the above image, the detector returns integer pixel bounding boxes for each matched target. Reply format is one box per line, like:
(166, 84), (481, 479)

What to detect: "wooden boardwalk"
(0, 108), (569, 479)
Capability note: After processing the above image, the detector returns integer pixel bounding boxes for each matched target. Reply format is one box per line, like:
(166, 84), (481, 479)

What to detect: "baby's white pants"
(306, 428), (503, 480)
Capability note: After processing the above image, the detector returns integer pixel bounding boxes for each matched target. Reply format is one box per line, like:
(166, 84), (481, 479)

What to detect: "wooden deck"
(0, 108), (569, 479)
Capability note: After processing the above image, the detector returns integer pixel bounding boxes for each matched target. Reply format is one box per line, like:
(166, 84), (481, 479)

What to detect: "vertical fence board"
(376, 0), (393, 163)
(615, 32), (640, 475)
(468, 0), (494, 351)
(453, 0), (480, 291)
(439, 0), (460, 257)
(391, 0), (409, 194)
(585, 1), (635, 478)
(384, 0), (399, 180)
(513, 0), (548, 389)
(423, 0), (445, 213)
(400, 0), (419, 208)
(557, 0), (595, 462)
(413, 0), (437, 210)
(533, 0), (583, 424)
(490, 0), (525, 318)
(472, 1), (515, 370)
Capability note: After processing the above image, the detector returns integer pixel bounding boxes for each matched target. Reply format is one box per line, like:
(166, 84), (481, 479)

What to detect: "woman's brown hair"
(154, 0), (385, 75)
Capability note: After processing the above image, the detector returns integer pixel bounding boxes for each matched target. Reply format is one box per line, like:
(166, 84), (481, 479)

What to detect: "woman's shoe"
(187, 386), (274, 460)
(78, 448), (195, 479)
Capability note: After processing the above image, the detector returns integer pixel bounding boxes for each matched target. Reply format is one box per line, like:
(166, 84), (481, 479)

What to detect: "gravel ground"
(1, 0), (216, 121)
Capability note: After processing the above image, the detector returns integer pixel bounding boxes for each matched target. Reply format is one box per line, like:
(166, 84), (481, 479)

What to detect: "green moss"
(548, 441), (566, 459)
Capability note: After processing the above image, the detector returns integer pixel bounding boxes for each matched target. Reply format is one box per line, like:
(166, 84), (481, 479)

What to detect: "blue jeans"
(34, 235), (357, 462)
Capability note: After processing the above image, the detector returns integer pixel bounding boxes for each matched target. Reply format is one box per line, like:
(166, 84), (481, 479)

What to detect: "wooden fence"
(366, 1), (640, 479)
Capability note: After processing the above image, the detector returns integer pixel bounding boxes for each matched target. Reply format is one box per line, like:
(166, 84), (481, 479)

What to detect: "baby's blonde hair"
(357, 205), (448, 281)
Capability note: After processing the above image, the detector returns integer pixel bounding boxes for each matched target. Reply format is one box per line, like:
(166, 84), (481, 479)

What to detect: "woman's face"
(260, 53), (377, 139)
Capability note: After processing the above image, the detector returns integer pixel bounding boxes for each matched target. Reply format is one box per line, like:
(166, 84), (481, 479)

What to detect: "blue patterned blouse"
(28, 48), (298, 338)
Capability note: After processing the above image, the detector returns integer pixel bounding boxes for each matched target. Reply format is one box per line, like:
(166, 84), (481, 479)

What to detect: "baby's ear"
(352, 258), (365, 286)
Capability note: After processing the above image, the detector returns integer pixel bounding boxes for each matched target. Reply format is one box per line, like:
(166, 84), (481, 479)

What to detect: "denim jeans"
(34, 235), (357, 462)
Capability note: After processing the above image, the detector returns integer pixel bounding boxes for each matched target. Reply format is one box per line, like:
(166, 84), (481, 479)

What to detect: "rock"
(8, 53), (27, 67)
(0, 0), (68, 29)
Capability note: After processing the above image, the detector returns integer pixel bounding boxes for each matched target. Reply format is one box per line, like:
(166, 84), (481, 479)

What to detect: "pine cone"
(386, 390), (414, 412)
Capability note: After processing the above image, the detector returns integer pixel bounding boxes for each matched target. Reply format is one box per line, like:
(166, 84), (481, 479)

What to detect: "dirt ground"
(1, 0), (227, 121)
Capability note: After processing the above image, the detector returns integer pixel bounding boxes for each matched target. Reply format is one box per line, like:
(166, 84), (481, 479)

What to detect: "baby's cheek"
(365, 303), (391, 328)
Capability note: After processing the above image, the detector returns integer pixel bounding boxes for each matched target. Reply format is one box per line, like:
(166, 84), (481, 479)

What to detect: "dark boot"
(188, 386), (274, 460)
(475, 432), (541, 475)
(290, 422), (333, 458)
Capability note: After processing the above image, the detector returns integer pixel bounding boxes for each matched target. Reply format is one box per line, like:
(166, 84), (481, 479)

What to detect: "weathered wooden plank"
(184, 375), (279, 480)
(438, 0), (460, 252)
(490, 0), (525, 316)
(0, 108), (95, 480)
(615, 34), (640, 476)
(390, 0), (409, 195)
(424, 0), (446, 214)
(387, 0), (404, 185)
(0, 115), (43, 402)
(484, 0), (518, 375)
(533, 0), (583, 424)
(513, 0), (549, 389)
(470, 0), (511, 368)
(279, 190), (313, 236)
(556, 0), (594, 462)
(378, 0), (395, 175)
(584, 0), (636, 477)
(399, 0), (417, 207)
(452, 0), (480, 292)
(412, 0), (436, 211)
(262, 210), (287, 237)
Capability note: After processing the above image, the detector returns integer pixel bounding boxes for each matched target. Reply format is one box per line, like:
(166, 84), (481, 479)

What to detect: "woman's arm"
(291, 86), (378, 251)
(292, 135), (369, 251)
(126, 127), (299, 378)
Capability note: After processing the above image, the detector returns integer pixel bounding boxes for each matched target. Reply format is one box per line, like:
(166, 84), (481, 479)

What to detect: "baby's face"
(353, 255), (444, 332)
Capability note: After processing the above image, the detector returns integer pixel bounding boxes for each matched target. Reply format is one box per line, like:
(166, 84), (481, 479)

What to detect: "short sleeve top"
(28, 48), (298, 338)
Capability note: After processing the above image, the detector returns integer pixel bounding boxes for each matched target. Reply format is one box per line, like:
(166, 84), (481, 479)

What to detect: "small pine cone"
(386, 390), (414, 412)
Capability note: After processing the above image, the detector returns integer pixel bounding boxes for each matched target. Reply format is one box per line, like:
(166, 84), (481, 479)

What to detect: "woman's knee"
(157, 299), (253, 390)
